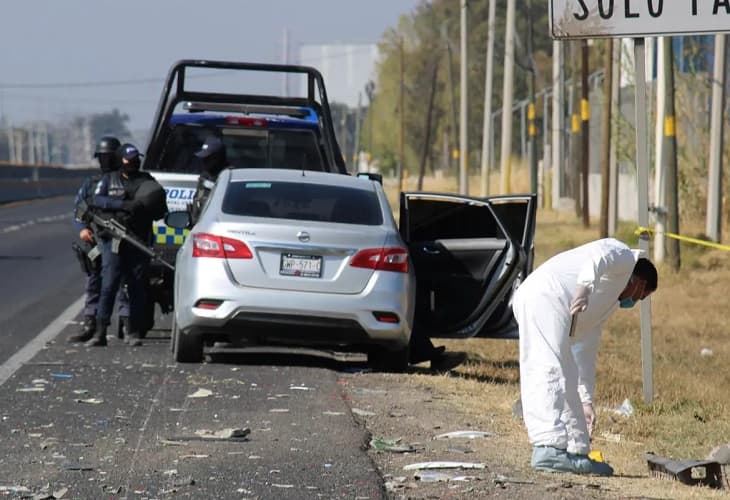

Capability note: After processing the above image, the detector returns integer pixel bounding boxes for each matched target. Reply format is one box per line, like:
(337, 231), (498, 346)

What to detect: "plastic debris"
(403, 461), (486, 471)
(272, 484), (294, 488)
(269, 408), (289, 413)
(74, 398), (104, 404)
(40, 438), (59, 450)
(194, 428), (251, 439)
(32, 379), (50, 385)
(289, 385), (311, 391)
(494, 474), (535, 487)
(612, 398), (634, 417)
(645, 452), (723, 489)
(165, 428), (250, 443)
(370, 437), (416, 453)
(434, 430), (495, 440)
(187, 388), (213, 398)
(700, 348), (714, 358)
(17, 387), (45, 392)
(352, 408), (376, 417)
(50, 373), (73, 379)
(180, 454), (209, 459)
(415, 471), (477, 482)
(323, 411), (345, 416)
(72, 390), (89, 395)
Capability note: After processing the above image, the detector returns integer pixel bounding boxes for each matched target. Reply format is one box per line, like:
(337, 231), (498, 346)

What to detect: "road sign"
(550, 1), (730, 39)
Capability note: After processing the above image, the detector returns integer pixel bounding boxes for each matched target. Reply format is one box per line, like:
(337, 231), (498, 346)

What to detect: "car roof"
(226, 168), (375, 190)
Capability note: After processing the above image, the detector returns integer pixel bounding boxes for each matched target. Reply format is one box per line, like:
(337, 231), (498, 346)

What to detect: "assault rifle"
(76, 200), (174, 271)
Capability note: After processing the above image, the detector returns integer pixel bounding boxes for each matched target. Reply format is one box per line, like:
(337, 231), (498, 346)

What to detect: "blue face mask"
(619, 298), (637, 309)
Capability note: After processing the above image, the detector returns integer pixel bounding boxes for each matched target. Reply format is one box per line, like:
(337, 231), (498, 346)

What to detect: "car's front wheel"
(173, 327), (203, 363)
(368, 344), (409, 373)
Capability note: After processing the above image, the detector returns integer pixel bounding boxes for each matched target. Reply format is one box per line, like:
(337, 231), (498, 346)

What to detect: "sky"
(0, 0), (420, 133)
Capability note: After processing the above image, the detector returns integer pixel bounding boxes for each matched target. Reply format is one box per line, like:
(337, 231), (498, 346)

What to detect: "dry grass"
(384, 166), (730, 497)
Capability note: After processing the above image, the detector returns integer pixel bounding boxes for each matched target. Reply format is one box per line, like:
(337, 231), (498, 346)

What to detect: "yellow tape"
(572, 114), (580, 132)
(581, 99), (590, 120)
(528, 103), (535, 120)
(635, 226), (730, 251)
(528, 123), (537, 137)
(664, 116), (675, 137)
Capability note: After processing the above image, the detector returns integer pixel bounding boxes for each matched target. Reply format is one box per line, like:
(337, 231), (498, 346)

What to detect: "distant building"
(298, 43), (379, 107)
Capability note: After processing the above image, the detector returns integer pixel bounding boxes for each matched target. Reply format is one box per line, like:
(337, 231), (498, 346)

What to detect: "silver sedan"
(167, 168), (537, 372)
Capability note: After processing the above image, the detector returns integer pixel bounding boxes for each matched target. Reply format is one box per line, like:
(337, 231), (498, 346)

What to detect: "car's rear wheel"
(368, 344), (409, 373)
(173, 327), (203, 363)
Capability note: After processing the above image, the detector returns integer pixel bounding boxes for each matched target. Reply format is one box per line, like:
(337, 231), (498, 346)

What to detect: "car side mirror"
(165, 210), (192, 229)
(357, 172), (383, 185)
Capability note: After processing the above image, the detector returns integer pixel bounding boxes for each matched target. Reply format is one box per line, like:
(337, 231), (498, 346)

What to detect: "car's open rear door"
(399, 193), (536, 339)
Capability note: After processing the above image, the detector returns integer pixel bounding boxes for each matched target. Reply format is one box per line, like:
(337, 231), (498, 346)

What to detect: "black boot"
(85, 320), (107, 347)
(68, 316), (95, 343)
(117, 316), (129, 340)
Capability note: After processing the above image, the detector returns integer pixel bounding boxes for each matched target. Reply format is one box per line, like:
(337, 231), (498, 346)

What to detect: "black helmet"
(94, 136), (121, 158)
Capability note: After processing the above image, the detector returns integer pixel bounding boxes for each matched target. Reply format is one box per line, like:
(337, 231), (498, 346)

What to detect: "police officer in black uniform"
(68, 136), (131, 343)
(189, 135), (230, 223)
(87, 143), (168, 347)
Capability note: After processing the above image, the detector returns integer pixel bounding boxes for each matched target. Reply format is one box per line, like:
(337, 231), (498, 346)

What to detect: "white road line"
(0, 295), (84, 387)
(0, 213), (71, 235)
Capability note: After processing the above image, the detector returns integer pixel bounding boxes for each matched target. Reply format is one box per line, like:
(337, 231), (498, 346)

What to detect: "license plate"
(279, 253), (322, 278)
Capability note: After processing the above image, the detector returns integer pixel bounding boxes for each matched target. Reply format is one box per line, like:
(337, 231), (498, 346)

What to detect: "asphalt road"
(0, 197), (385, 499)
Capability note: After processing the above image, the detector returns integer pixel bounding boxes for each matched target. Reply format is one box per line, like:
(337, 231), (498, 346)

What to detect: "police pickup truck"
(140, 60), (347, 325)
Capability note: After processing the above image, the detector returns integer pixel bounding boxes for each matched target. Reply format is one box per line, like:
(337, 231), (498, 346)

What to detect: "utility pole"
(663, 37), (680, 271)
(353, 91), (363, 168)
(399, 36), (405, 190)
(480, 0), (496, 197)
(599, 39), (613, 238)
(551, 41), (565, 210)
(570, 42), (582, 216)
(608, 39), (620, 235)
(444, 26), (459, 170)
(500, 0), (516, 195)
(654, 37), (667, 263)
(365, 80), (375, 169)
(580, 40), (590, 228)
(418, 63), (440, 190)
(527, 0), (538, 195)
(459, 0), (468, 195)
(706, 34), (726, 242)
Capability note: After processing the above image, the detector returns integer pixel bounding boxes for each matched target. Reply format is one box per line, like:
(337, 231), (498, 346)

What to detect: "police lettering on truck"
(154, 187), (196, 245)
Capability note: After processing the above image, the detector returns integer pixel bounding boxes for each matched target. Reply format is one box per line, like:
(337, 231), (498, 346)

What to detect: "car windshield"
(221, 180), (383, 225)
(153, 124), (325, 173)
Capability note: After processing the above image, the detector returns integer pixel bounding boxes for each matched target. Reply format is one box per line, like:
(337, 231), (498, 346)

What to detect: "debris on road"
(612, 398), (634, 417)
(187, 388), (213, 398)
(352, 408), (376, 417)
(403, 461), (486, 471)
(194, 427), (251, 439)
(433, 430), (495, 440)
(62, 463), (94, 471)
(370, 437), (417, 453)
(74, 398), (103, 404)
(415, 470), (479, 482)
(493, 474), (535, 487)
(645, 452), (723, 489)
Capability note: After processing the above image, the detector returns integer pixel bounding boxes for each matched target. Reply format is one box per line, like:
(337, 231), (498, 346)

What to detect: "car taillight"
(192, 233), (252, 259)
(350, 247), (408, 273)
(225, 116), (268, 127)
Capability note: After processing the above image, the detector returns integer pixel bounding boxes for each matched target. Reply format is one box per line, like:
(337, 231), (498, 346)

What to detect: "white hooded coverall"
(511, 238), (640, 455)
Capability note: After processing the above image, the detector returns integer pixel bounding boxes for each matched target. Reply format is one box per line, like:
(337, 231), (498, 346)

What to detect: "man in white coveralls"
(511, 238), (658, 476)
